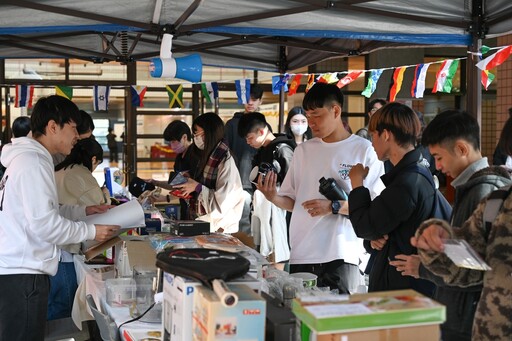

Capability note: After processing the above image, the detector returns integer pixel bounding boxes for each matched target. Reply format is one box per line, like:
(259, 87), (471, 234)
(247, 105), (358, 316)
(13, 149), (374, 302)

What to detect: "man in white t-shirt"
(258, 83), (385, 293)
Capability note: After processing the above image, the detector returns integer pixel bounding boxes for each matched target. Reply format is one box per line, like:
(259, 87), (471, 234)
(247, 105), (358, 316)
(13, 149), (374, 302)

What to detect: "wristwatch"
(331, 200), (341, 214)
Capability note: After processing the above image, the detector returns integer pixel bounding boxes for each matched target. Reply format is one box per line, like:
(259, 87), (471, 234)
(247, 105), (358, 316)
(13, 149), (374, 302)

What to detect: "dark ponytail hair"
(55, 137), (103, 172)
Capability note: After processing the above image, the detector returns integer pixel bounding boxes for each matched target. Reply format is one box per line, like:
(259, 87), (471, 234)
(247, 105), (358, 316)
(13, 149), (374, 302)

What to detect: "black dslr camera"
(250, 162), (281, 186)
(258, 162), (277, 182)
(319, 177), (348, 201)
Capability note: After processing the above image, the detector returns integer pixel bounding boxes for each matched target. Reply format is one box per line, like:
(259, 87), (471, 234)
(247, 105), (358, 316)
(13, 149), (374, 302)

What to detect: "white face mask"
(194, 135), (205, 150)
(290, 124), (308, 136)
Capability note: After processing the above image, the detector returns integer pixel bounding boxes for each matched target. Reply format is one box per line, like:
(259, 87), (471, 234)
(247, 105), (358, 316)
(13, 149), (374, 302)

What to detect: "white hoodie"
(0, 137), (96, 276)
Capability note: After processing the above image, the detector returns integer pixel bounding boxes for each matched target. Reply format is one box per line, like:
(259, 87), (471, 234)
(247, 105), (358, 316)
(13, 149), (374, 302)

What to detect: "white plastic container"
(106, 277), (136, 307)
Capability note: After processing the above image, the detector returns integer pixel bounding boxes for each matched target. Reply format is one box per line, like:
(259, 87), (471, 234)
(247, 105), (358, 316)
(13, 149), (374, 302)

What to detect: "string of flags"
(11, 44), (512, 109)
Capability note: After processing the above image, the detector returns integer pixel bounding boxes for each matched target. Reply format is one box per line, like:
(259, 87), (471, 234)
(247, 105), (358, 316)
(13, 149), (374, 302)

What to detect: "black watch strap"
(331, 200), (340, 214)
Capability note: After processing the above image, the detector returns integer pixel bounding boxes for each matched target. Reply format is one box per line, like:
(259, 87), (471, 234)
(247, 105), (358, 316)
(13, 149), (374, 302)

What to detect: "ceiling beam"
(0, 41), (96, 62)
(2, 35), (116, 60)
(1, 0), (153, 31)
(290, 0), (467, 28)
(485, 7), (512, 27)
(179, 4), (318, 32)
(214, 33), (352, 54)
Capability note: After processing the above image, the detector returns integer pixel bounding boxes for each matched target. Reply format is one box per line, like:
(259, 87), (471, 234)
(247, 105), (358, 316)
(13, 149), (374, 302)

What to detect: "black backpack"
(406, 163), (453, 221)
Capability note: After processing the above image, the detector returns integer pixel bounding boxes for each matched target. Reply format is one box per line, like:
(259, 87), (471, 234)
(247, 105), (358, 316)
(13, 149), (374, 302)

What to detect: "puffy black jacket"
(349, 148), (436, 296)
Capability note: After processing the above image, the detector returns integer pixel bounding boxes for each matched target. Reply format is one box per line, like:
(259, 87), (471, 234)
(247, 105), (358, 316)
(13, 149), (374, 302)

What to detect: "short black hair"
(250, 84), (264, 100)
(237, 112), (269, 138)
(163, 120), (192, 142)
(31, 95), (81, 138)
(422, 109), (480, 151)
(55, 137), (104, 172)
(77, 110), (94, 135)
(369, 102), (420, 148)
(368, 99), (387, 113)
(302, 83), (344, 111)
(12, 116), (31, 138)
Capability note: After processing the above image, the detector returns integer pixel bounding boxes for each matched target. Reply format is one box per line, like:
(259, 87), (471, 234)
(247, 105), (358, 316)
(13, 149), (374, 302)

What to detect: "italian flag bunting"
(432, 60), (459, 93)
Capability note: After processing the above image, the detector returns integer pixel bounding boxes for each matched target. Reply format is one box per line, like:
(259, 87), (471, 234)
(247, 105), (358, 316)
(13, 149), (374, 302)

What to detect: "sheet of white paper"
(83, 199), (145, 229)
(305, 303), (373, 318)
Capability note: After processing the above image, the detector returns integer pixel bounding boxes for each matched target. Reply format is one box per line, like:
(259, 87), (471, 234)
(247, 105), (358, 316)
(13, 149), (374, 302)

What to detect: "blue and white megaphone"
(149, 33), (202, 83)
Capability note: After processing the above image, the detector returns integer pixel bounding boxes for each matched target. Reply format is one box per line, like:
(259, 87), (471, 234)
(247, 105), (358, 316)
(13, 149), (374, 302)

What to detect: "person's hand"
(302, 199), (331, 217)
(348, 163), (369, 188)
(257, 170), (278, 202)
(370, 234), (388, 250)
(94, 224), (120, 242)
(175, 178), (199, 197)
(86, 205), (116, 216)
(389, 254), (421, 278)
(411, 224), (449, 253)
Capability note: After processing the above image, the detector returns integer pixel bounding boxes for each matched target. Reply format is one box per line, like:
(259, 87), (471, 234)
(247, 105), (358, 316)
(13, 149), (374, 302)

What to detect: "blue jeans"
(48, 261), (78, 320)
(0, 274), (50, 341)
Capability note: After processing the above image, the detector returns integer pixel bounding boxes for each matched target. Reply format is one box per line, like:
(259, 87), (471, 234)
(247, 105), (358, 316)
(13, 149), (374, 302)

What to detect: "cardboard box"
(301, 323), (440, 341)
(192, 284), (266, 341)
(162, 273), (261, 341)
(292, 289), (445, 337)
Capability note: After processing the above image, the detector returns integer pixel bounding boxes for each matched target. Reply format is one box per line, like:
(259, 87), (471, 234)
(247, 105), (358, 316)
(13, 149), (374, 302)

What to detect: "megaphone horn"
(149, 33), (203, 83)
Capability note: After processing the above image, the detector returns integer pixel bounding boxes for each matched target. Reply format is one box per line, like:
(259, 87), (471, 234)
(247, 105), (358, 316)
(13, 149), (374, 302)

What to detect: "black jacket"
(349, 148), (436, 296)
(251, 135), (295, 187)
(224, 112), (256, 191)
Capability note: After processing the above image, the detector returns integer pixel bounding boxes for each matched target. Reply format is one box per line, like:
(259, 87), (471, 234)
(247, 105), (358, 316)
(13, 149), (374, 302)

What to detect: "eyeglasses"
(370, 107), (379, 113)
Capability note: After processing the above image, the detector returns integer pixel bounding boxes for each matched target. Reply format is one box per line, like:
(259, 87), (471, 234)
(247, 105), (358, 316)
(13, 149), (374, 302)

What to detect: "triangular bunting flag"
(337, 71), (363, 88)
(93, 85), (110, 111)
(166, 84), (184, 108)
(388, 67), (406, 101)
(130, 85), (147, 107)
(361, 69), (384, 98)
(272, 74), (289, 95)
(305, 74), (316, 93)
(15, 85), (34, 108)
(55, 86), (73, 100)
(317, 73), (339, 84)
(235, 79), (251, 104)
(481, 70), (495, 91)
(201, 82), (219, 104)
(411, 63), (431, 98)
(432, 60), (459, 93)
(476, 45), (512, 70)
(288, 74), (302, 96)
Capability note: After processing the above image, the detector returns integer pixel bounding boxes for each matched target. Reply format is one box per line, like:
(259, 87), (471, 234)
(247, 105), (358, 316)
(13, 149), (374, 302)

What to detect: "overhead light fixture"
(149, 33), (202, 83)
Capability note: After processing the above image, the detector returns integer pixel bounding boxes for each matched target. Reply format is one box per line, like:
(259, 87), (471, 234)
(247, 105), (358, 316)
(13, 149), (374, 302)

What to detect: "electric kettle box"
(162, 273), (260, 341)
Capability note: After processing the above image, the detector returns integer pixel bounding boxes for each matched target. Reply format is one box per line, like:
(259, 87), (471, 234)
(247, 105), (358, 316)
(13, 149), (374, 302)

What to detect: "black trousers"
(290, 259), (362, 294)
(0, 274), (50, 341)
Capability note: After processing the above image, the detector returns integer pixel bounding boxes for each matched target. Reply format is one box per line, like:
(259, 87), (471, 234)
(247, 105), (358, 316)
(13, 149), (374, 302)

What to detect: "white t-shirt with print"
(279, 135), (385, 266)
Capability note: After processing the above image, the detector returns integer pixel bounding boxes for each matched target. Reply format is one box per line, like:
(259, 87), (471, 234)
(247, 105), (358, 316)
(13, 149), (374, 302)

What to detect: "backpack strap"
(483, 184), (512, 241)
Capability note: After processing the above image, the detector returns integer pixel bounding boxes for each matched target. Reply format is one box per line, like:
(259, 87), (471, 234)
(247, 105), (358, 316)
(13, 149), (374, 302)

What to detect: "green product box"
(292, 289), (445, 334)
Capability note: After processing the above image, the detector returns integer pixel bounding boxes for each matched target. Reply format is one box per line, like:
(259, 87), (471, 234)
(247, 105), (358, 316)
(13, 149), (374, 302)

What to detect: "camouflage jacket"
(416, 189), (512, 341)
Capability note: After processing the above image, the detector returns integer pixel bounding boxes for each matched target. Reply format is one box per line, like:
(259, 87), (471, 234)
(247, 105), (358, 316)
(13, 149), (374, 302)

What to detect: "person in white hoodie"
(0, 95), (120, 341)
